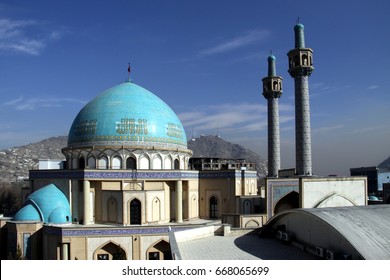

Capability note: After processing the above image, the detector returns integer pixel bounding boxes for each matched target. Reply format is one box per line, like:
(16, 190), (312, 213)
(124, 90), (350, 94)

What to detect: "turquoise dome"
(13, 184), (71, 224)
(267, 55), (276, 61)
(67, 81), (187, 150)
(294, 23), (304, 30)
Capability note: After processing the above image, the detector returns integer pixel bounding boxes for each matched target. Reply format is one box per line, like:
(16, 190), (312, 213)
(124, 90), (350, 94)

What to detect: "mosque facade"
(1, 80), (259, 260)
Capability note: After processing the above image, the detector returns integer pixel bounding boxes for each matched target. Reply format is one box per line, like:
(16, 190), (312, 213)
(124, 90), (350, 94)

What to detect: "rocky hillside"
(0, 135), (267, 183)
(0, 136), (67, 183)
(188, 135), (267, 177)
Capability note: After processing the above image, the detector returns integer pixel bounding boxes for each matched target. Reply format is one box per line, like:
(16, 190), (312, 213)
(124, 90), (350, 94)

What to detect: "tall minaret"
(287, 22), (314, 176)
(262, 55), (283, 178)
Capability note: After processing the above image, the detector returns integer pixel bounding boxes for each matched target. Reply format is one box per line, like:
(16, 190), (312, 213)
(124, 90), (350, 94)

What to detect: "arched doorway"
(274, 191), (299, 215)
(243, 200), (251, 214)
(130, 199), (141, 225)
(126, 157), (136, 170)
(146, 239), (172, 260)
(94, 241), (126, 260)
(209, 196), (218, 218)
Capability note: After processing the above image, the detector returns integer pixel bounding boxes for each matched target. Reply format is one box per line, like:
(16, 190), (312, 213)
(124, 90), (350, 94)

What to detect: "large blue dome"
(67, 81), (187, 150)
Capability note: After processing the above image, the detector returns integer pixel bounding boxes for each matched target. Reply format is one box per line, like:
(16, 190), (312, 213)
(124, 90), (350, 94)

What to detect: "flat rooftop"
(178, 234), (316, 260)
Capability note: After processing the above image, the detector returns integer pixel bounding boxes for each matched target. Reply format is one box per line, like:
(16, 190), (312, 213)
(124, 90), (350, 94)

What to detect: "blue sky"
(0, 0), (389, 176)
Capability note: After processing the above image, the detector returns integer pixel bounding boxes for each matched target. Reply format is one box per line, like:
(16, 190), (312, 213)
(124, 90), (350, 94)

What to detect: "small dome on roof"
(13, 184), (71, 224)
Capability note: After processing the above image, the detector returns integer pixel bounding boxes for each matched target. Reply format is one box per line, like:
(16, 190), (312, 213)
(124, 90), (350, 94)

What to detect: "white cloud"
(2, 96), (87, 110)
(0, 18), (64, 55)
(199, 29), (270, 56)
(367, 85), (379, 90)
(313, 124), (344, 133)
(178, 102), (293, 134)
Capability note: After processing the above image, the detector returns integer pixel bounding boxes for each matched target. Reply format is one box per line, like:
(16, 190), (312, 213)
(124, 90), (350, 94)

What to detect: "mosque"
(1, 22), (389, 260)
(0, 75), (259, 260)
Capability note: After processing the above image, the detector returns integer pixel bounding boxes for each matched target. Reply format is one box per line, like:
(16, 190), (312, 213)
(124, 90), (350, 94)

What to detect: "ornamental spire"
(127, 62), (131, 81)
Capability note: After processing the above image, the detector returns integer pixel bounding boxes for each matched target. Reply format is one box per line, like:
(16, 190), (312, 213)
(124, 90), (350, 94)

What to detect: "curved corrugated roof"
(268, 205), (390, 259)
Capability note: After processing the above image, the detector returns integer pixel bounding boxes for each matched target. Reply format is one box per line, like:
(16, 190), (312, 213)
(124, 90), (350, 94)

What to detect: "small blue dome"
(13, 184), (71, 224)
(294, 23), (304, 31)
(13, 203), (41, 222)
(67, 81), (187, 150)
(267, 55), (276, 61)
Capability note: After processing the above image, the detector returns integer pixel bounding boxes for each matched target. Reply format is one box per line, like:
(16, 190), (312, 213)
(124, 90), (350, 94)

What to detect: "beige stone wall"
(7, 222), (43, 260)
(59, 233), (170, 260)
(199, 178), (235, 219)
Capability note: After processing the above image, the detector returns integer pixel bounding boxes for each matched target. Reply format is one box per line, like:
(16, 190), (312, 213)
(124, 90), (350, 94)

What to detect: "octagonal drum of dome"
(67, 81), (187, 150)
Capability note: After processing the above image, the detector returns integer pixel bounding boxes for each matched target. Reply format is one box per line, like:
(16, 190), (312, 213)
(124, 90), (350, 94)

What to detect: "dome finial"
(127, 62), (131, 82)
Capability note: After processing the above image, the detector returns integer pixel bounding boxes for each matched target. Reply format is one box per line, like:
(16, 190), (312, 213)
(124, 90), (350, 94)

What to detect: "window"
(148, 252), (160, 260)
(126, 157), (137, 170)
(210, 196), (218, 218)
(97, 254), (109, 260)
(130, 199), (141, 225)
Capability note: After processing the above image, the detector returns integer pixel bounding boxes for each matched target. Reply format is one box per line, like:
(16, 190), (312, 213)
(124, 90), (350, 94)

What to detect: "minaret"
(287, 22), (314, 176)
(262, 55), (283, 177)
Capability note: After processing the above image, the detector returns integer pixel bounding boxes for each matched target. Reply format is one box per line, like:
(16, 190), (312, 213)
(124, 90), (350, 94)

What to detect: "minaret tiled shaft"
(287, 23), (314, 176)
(262, 55), (282, 177)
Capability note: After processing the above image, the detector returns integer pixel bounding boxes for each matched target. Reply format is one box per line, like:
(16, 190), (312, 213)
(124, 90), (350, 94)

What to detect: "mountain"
(0, 135), (267, 183)
(188, 135), (267, 177)
(378, 157), (390, 169)
(0, 136), (67, 183)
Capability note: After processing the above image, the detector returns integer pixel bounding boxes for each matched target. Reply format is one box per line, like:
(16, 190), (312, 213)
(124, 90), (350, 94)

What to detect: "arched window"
(98, 157), (108, 169)
(294, 55), (300, 67)
(153, 156), (162, 170)
(112, 156), (122, 169)
(174, 159), (180, 170)
(209, 196), (218, 218)
(126, 157), (137, 170)
(87, 156), (96, 168)
(94, 241), (126, 260)
(302, 54), (308, 66)
(243, 200), (251, 214)
(273, 81), (278, 91)
(78, 157), (85, 169)
(130, 199), (141, 225)
(146, 240), (172, 260)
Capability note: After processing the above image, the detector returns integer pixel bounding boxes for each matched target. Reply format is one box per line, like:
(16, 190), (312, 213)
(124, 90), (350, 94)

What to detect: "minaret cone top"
(294, 23), (305, 49)
(267, 55), (277, 76)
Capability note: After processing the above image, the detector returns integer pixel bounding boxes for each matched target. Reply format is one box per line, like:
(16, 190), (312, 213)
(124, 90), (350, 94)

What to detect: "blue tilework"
(67, 82), (187, 149)
(44, 225), (192, 237)
(29, 170), (256, 180)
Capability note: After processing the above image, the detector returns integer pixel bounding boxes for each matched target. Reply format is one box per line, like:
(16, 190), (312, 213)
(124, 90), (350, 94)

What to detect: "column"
(83, 180), (90, 225)
(61, 243), (69, 260)
(175, 180), (183, 223)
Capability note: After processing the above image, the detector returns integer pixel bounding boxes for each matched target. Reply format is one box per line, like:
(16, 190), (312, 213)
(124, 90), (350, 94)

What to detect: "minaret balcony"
(262, 76), (283, 98)
(287, 48), (314, 77)
(262, 89), (282, 99)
